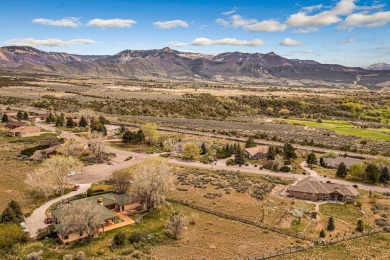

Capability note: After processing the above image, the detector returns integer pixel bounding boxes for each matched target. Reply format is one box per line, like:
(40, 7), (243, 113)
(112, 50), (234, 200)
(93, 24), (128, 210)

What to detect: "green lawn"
(281, 119), (390, 141)
(319, 203), (363, 224)
(1, 132), (58, 142)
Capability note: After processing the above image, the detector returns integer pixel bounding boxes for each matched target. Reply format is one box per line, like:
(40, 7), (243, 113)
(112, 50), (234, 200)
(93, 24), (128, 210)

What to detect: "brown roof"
(244, 146), (269, 156)
(6, 121), (28, 128)
(287, 176), (357, 197)
(10, 125), (41, 133)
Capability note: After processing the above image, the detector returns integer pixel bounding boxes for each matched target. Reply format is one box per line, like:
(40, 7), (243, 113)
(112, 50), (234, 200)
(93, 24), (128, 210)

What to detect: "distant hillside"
(364, 63), (390, 71)
(1, 46), (389, 88)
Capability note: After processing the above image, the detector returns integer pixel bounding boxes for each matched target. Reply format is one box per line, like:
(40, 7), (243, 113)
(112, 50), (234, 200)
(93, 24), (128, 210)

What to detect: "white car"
(67, 171), (77, 177)
(20, 222), (29, 233)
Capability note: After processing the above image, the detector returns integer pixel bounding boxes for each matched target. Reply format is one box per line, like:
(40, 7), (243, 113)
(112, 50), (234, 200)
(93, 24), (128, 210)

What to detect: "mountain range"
(0, 46), (389, 88)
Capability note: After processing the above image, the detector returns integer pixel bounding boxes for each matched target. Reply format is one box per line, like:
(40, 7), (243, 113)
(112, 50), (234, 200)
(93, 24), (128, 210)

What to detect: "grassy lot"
(275, 233), (390, 260)
(1, 132), (58, 142)
(319, 203), (363, 224)
(281, 118), (390, 141)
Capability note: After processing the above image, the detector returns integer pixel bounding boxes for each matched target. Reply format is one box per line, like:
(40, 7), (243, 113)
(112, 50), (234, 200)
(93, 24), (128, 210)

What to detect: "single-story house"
(322, 157), (362, 169)
(34, 113), (50, 122)
(0, 110), (18, 118)
(244, 145), (269, 160)
(9, 126), (40, 137)
(287, 176), (358, 203)
(105, 125), (121, 135)
(52, 193), (141, 243)
(5, 120), (29, 129)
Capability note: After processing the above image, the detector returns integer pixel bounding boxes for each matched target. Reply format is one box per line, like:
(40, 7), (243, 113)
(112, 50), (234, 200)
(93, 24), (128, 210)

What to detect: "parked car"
(67, 171), (77, 177)
(20, 222), (29, 233)
(44, 218), (54, 224)
(72, 185), (80, 191)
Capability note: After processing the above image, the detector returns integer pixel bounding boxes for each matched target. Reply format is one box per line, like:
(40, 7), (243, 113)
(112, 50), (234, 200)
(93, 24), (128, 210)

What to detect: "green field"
(281, 119), (390, 141)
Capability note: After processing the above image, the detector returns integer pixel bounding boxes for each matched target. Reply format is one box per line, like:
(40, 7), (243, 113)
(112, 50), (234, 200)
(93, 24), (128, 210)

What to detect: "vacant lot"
(275, 233), (390, 260)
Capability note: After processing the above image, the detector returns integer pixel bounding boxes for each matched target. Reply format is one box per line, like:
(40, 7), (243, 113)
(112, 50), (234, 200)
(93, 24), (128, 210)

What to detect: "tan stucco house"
(244, 146), (269, 160)
(9, 126), (41, 137)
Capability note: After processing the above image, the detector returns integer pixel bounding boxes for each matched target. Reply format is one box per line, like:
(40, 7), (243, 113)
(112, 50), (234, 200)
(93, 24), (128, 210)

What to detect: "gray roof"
(287, 176), (358, 197)
(323, 157), (362, 168)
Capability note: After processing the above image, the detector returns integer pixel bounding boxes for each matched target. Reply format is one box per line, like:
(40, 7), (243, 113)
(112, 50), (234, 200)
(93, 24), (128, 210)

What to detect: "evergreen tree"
(45, 114), (51, 123)
(23, 111), (29, 120)
(356, 219), (364, 232)
(1, 113), (9, 123)
(364, 164), (381, 183)
(245, 137), (257, 148)
(319, 229), (325, 238)
(336, 162), (348, 177)
(66, 118), (75, 128)
(78, 116), (88, 128)
(16, 111), (23, 121)
(8, 200), (24, 223)
(200, 142), (207, 155)
(380, 166), (390, 183)
(0, 206), (18, 224)
(55, 113), (65, 127)
(306, 153), (317, 165)
(234, 150), (246, 165)
(266, 146), (276, 160)
(319, 157), (325, 166)
(98, 115), (110, 125)
(283, 143), (297, 159)
(327, 216), (335, 231)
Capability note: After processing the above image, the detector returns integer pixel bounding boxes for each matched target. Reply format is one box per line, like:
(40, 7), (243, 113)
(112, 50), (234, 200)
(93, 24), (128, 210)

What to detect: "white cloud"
(191, 37), (263, 46)
(301, 4), (324, 13)
(338, 11), (390, 28)
(5, 38), (97, 47)
(290, 50), (316, 54)
(286, 0), (356, 28)
(153, 20), (188, 29)
(167, 41), (188, 47)
(222, 8), (237, 16)
(32, 17), (80, 27)
(280, 38), (304, 46)
(87, 19), (136, 28)
(293, 27), (319, 33)
(216, 14), (286, 32)
(339, 38), (354, 44)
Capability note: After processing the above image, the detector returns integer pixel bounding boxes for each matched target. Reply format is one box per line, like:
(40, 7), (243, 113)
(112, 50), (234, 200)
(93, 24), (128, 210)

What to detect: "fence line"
(168, 198), (386, 260)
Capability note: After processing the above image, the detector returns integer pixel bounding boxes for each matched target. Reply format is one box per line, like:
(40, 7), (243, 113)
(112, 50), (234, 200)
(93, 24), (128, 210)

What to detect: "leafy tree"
(23, 111), (29, 120)
(78, 116), (88, 128)
(140, 123), (158, 144)
(111, 232), (126, 249)
(200, 142), (207, 155)
(182, 142), (201, 161)
(111, 169), (132, 194)
(379, 166), (389, 184)
(98, 115), (110, 125)
(266, 146), (276, 160)
(327, 216), (335, 231)
(8, 200), (24, 223)
(122, 130), (145, 144)
(0, 206), (18, 224)
(0, 223), (27, 250)
(245, 137), (257, 148)
(364, 164), (381, 183)
(16, 111), (23, 121)
(349, 163), (366, 179)
(283, 143), (297, 160)
(1, 113), (9, 123)
(319, 229), (325, 238)
(66, 118), (75, 128)
(273, 154), (284, 171)
(356, 219), (364, 232)
(234, 149), (246, 165)
(336, 162), (348, 177)
(306, 153), (317, 165)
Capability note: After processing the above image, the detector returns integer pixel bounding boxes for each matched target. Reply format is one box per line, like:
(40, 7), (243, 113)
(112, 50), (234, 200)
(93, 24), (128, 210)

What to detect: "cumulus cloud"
(280, 38), (304, 46)
(87, 18), (136, 28)
(32, 17), (80, 27)
(5, 38), (97, 47)
(168, 37), (264, 47)
(153, 20), (188, 29)
(338, 11), (390, 28)
(300, 4), (324, 13)
(222, 8), (237, 16)
(216, 14), (286, 32)
(286, 0), (356, 28)
(339, 38), (354, 44)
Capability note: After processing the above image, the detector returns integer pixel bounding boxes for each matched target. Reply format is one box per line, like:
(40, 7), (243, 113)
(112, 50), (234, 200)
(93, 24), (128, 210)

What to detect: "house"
(322, 157), (362, 169)
(34, 113), (50, 122)
(0, 110), (18, 118)
(9, 126), (40, 137)
(243, 145), (269, 160)
(5, 120), (29, 129)
(52, 193), (141, 243)
(105, 125), (121, 135)
(286, 176), (358, 203)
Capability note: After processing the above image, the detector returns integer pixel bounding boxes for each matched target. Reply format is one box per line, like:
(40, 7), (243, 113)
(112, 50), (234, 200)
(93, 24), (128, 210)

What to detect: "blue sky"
(1, 0), (389, 66)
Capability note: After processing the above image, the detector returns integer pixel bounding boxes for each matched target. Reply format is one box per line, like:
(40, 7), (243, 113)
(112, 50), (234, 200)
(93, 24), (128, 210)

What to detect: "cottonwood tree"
(273, 154), (284, 171)
(349, 163), (366, 179)
(140, 123), (158, 144)
(182, 141), (201, 161)
(61, 200), (102, 239)
(88, 133), (106, 163)
(25, 168), (56, 199)
(165, 212), (186, 239)
(131, 157), (174, 210)
(111, 169), (132, 194)
(57, 139), (84, 157)
(42, 155), (83, 195)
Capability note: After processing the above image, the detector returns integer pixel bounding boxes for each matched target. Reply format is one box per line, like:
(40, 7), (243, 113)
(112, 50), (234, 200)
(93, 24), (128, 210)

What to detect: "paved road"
(26, 184), (91, 238)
